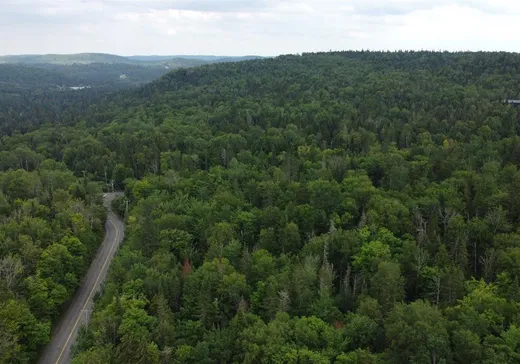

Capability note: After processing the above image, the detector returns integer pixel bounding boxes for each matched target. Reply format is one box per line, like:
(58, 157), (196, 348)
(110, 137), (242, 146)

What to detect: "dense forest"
(0, 163), (106, 362)
(3, 51), (520, 363)
(0, 62), (169, 135)
(0, 54), (264, 135)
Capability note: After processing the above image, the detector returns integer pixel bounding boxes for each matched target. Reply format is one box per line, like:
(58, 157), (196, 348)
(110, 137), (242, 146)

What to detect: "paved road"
(38, 192), (125, 364)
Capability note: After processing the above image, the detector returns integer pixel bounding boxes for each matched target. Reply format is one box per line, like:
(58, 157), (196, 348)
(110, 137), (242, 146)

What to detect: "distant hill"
(0, 62), (186, 92)
(0, 52), (266, 94)
(0, 52), (265, 133)
(127, 55), (203, 62)
(128, 55), (265, 63)
(0, 64), (75, 89)
(0, 53), (135, 65)
(158, 58), (208, 68)
(0, 53), (264, 66)
(0, 54), (211, 90)
(212, 56), (265, 63)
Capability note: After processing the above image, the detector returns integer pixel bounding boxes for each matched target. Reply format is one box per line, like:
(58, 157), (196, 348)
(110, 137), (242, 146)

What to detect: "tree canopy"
(4, 50), (520, 363)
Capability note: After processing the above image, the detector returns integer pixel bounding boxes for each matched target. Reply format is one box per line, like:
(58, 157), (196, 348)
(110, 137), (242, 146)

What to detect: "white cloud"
(275, 2), (315, 14)
(1, 0), (520, 55)
(384, 4), (520, 51)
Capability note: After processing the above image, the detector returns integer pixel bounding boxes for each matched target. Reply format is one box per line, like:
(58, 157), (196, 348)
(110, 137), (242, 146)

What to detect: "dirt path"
(38, 192), (125, 364)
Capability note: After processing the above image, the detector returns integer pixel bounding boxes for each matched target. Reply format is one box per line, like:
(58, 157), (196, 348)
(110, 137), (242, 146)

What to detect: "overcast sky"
(1, 0), (520, 56)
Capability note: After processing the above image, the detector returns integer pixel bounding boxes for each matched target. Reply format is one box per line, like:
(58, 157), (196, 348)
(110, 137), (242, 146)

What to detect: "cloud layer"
(1, 0), (519, 55)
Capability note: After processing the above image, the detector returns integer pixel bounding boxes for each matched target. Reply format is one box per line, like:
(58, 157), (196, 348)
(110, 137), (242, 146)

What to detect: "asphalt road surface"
(38, 192), (125, 364)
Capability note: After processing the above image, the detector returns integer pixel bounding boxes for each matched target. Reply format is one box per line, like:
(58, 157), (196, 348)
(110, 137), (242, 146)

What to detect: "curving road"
(38, 192), (125, 364)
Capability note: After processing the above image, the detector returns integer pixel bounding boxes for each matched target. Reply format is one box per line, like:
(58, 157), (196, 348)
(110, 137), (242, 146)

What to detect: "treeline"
(4, 50), (520, 363)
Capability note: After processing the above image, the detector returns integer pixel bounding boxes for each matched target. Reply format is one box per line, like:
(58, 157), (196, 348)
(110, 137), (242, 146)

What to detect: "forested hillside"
(0, 62), (178, 135)
(0, 54), (260, 135)
(4, 50), (520, 363)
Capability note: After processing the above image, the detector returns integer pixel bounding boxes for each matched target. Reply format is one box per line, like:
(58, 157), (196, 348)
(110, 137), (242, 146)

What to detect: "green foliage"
(6, 50), (520, 362)
(385, 300), (451, 363)
(0, 167), (105, 362)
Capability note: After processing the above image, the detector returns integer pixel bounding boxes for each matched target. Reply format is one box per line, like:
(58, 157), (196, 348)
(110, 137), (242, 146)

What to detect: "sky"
(1, 0), (520, 56)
